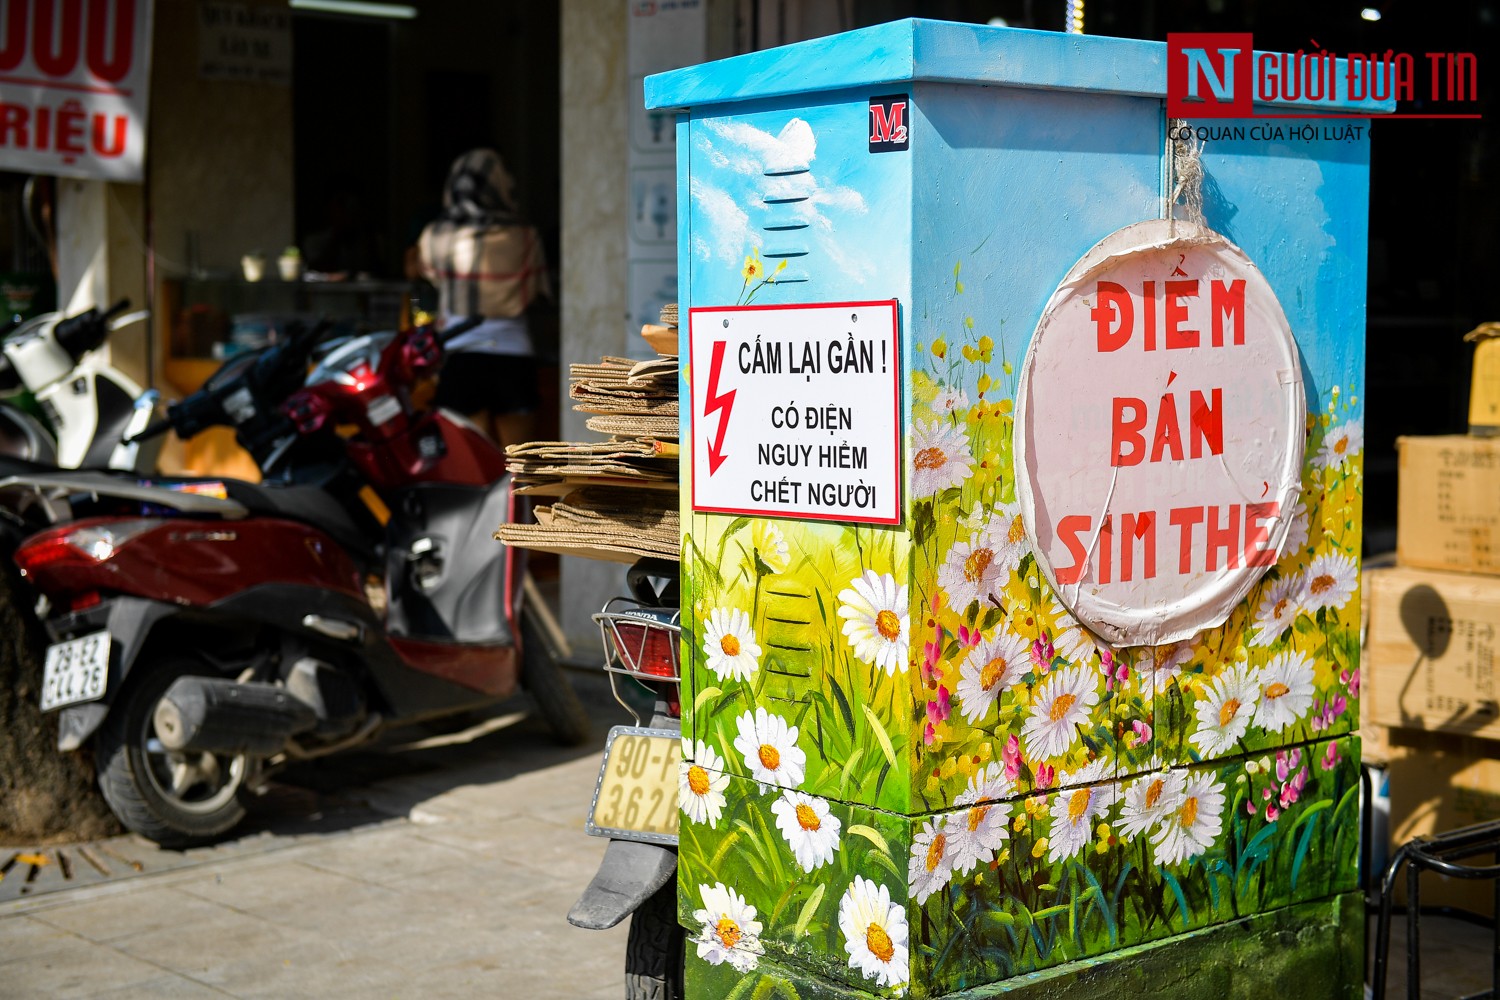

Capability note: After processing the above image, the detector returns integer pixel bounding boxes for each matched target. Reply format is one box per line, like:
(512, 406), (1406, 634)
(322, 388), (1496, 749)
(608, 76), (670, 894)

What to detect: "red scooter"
(3, 318), (588, 846)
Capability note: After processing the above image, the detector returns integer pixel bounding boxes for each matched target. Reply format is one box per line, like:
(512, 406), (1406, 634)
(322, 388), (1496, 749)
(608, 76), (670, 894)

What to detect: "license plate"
(40, 631), (111, 712)
(585, 726), (679, 844)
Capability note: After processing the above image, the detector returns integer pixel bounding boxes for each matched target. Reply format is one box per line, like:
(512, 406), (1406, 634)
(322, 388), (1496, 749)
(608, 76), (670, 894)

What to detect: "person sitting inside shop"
(417, 149), (550, 449)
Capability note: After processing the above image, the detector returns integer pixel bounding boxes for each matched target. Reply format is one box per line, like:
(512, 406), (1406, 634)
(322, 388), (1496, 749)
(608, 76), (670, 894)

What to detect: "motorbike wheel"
(520, 614), (591, 746)
(626, 882), (687, 1000)
(95, 658), (250, 847)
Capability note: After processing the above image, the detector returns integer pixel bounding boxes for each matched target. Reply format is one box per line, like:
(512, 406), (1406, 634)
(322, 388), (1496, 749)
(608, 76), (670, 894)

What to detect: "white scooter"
(0, 300), (162, 473)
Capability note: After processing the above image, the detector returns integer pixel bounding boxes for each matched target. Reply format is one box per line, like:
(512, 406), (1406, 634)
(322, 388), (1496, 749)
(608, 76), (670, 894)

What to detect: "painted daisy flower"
(1253, 650), (1317, 732)
(955, 629), (1028, 724)
(1047, 597), (1098, 666)
(837, 569), (909, 675)
(1189, 663), (1261, 759)
(948, 769), (1013, 875)
(1046, 759), (1116, 863)
(991, 500), (1031, 577)
(957, 762), (1014, 806)
(838, 876), (910, 990)
(752, 520), (791, 573)
(1250, 575), (1302, 647)
(910, 418), (973, 498)
(1136, 641), (1195, 694)
(1300, 550), (1358, 613)
(679, 740), (730, 828)
(1316, 419), (1363, 471)
(1022, 665), (1100, 761)
(770, 790), (841, 873)
(693, 881), (764, 971)
(1116, 769), (1186, 839)
(702, 608), (761, 682)
(931, 385), (970, 416)
(1151, 770), (1227, 866)
(1281, 495), (1310, 558)
(908, 816), (954, 904)
(937, 529), (1007, 613)
(732, 707), (806, 789)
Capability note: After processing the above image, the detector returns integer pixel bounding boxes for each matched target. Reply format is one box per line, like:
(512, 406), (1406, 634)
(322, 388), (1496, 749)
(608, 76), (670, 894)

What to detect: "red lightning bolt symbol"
(704, 340), (735, 475)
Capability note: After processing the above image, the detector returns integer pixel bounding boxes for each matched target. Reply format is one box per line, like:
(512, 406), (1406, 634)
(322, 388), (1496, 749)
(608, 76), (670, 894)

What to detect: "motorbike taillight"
(14, 518), (164, 589)
(595, 605), (682, 722)
(610, 621), (678, 678)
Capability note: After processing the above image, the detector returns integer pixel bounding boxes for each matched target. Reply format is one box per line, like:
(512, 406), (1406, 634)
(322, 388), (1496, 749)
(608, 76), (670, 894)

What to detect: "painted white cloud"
(691, 177), (755, 263)
(694, 116), (872, 283)
(707, 118), (816, 173)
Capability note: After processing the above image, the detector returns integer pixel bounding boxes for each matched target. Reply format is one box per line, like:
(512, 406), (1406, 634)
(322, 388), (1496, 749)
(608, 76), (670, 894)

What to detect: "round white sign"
(1015, 220), (1305, 646)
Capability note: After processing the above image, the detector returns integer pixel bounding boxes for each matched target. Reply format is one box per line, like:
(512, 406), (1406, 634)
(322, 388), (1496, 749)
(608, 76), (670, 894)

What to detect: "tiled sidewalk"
(0, 678), (630, 999)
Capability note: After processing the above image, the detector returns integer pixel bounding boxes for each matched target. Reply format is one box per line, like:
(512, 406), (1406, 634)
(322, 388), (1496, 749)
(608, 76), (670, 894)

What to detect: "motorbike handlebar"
(55, 297), (132, 362)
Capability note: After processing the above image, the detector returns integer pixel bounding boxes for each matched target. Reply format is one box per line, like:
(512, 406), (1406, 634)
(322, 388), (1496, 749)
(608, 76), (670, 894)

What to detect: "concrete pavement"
(0, 673), (634, 999)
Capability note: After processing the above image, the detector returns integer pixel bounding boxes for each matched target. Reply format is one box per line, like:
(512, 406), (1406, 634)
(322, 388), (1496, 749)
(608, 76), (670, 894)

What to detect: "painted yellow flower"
(741, 249), (764, 282)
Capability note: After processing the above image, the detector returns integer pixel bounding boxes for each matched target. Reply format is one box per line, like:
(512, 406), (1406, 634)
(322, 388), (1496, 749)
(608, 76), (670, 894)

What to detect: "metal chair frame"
(1370, 818), (1500, 999)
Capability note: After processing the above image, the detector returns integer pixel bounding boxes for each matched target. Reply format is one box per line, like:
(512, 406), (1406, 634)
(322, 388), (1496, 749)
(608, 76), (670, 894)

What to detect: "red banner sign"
(0, 0), (154, 181)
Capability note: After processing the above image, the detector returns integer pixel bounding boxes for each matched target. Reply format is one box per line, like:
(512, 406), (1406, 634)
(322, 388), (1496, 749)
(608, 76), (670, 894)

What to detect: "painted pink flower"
(921, 640), (942, 686)
(1131, 719), (1153, 745)
(1102, 649), (1130, 691)
(1339, 668), (1361, 698)
(1321, 741), (1341, 771)
(1275, 748), (1302, 783)
(1246, 801), (1258, 816)
(1279, 767), (1309, 809)
(925, 686), (952, 726)
(923, 720), (937, 746)
(1330, 694), (1348, 718)
(1034, 763), (1056, 789)
(957, 624), (982, 647)
(1262, 786), (1273, 802)
(1003, 733), (1022, 781)
(1264, 803), (1281, 822)
(1031, 633), (1055, 672)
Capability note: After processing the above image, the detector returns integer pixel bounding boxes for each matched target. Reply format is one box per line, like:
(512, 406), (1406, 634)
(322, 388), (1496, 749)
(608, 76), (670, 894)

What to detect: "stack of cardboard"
(1365, 326), (1500, 913)
(495, 308), (681, 564)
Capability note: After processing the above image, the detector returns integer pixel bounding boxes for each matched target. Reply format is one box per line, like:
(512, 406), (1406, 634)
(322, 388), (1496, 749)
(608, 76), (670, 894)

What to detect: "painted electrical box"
(650, 20), (1382, 998)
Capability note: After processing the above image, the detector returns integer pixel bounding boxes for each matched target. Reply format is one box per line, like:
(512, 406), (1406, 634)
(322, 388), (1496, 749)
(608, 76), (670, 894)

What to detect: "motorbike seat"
(219, 480), (374, 558)
(0, 453), (63, 478)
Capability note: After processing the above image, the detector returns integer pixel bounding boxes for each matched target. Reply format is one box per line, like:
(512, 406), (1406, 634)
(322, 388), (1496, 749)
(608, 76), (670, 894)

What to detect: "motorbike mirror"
(53, 298), (129, 362)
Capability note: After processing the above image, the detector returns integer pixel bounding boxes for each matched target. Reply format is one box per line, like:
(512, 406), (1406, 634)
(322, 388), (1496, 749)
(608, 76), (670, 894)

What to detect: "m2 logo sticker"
(869, 94), (910, 152)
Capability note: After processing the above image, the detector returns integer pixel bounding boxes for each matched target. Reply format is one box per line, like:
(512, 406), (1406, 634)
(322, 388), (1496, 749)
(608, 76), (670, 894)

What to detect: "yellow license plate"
(586, 727), (679, 844)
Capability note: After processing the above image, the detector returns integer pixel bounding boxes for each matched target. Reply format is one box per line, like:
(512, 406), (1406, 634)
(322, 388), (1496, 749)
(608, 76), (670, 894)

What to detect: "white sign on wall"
(1016, 220), (1305, 646)
(690, 300), (902, 526)
(0, 0), (155, 182)
(199, 2), (290, 87)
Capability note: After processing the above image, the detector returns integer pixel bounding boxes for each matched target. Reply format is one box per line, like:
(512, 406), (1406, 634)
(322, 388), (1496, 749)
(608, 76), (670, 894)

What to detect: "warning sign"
(1016, 220), (1305, 646)
(689, 300), (902, 525)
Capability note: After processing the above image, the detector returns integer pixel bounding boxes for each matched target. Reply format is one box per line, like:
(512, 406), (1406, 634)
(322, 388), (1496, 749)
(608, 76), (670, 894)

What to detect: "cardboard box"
(1396, 435), (1500, 575)
(1367, 565), (1500, 739)
(1378, 729), (1500, 917)
(1467, 323), (1500, 435)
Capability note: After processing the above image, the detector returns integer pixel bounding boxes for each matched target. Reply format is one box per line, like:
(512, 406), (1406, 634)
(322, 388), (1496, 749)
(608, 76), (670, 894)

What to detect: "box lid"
(646, 18), (1397, 115)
